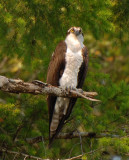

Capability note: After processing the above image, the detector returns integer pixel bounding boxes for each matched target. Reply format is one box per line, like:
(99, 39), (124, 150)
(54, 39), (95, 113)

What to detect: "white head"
(67, 26), (84, 43)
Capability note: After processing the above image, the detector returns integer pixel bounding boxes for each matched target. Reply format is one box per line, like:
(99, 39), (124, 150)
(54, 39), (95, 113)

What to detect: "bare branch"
(13, 124), (24, 142)
(56, 132), (122, 139)
(66, 154), (83, 160)
(0, 148), (47, 160)
(0, 147), (104, 160)
(25, 132), (125, 144)
(0, 75), (100, 101)
(67, 148), (104, 160)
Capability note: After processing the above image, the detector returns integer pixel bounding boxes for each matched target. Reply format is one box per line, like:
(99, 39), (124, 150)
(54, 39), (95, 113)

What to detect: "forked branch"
(0, 75), (100, 101)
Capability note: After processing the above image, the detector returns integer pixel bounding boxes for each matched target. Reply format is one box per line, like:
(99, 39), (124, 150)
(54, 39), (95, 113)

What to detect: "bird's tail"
(48, 115), (66, 148)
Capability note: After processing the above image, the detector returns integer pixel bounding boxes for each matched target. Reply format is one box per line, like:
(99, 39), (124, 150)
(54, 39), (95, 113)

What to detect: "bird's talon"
(71, 87), (77, 91)
(65, 86), (70, 92)
(65, 86), (77, 92)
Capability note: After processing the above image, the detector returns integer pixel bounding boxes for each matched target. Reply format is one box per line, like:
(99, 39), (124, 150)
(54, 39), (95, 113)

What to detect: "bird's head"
(67, 27), (84, 42)
(67, 27), (83, 37)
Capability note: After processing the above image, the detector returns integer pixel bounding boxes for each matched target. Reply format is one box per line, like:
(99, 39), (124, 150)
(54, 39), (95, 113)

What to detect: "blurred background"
(0, 0), (129, 159)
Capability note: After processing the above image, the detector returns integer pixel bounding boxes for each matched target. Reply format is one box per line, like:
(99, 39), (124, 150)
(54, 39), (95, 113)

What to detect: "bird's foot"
(65, 86), (78, 92)
(32, 80), (48, 86)
(59, 86), (76, 91)
(67, 86), (76, 90)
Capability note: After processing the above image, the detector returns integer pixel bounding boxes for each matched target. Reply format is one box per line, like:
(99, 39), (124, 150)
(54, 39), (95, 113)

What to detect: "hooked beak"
(75, 28), (82, 36)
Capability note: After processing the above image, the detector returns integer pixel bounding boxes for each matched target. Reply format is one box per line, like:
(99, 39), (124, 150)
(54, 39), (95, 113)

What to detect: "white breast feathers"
(59, 33), (84, 88)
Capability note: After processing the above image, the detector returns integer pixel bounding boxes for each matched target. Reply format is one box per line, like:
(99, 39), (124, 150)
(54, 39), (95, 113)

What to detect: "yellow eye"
(71, 29), (74, 32)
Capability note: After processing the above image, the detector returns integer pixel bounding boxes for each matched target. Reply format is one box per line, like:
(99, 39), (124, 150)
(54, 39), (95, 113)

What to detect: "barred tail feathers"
(49, 97), (70, 145)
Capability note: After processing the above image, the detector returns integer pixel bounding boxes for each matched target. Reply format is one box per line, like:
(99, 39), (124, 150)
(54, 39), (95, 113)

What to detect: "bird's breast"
(59, 48), (83, 87)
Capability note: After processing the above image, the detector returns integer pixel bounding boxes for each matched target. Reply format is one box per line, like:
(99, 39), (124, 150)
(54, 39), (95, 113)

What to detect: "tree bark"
(0, 75), (100, 101)
(25, 132), (123, 144)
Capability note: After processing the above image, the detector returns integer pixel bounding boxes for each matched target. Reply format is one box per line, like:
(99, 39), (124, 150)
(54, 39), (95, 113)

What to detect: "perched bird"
(47, 27), (88, 146)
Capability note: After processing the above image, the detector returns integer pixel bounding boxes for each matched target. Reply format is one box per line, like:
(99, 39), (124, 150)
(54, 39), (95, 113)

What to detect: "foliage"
(0, 0), (129, 159)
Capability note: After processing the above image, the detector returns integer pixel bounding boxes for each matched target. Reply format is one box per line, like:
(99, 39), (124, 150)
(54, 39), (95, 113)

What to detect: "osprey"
(47, 27), (88, 146)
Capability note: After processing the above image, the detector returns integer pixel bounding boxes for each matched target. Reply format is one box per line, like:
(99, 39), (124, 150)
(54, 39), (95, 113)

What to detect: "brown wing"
(48, 46), (88, 147)
(46, 41), (67, 139)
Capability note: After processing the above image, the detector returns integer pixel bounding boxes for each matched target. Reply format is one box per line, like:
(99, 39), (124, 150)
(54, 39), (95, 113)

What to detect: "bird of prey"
(47, 26), (88, 146)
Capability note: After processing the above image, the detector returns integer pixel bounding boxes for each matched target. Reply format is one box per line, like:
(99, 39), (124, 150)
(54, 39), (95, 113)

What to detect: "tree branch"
(0, 75), (100, 101)
(25, 132), (125, 144)
(0, 147), (103, 160)
(67, 148), (104, 160)
(0, 148), (46, 160)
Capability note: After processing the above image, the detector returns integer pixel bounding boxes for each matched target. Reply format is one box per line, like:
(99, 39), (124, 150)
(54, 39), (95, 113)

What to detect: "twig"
(13, 153), (19, 160)
(70, 90), (99, 102)
(76, 130), (83, 155)
(0, 75), (100, 102)
(68, 143), (80, 158)
(67, 148), (104, 160)
(13, 124), (24, 142)
(67, 154), (83, 160)
(41, 136), (46, 157)
(24, 155), (28, 160)
(0, 148), (48, 160)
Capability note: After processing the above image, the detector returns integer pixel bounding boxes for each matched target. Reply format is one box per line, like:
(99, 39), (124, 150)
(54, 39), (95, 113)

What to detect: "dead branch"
(25, 132), (124, 144)
(0, 75), (100, 101)
(0, 147), (103, 160)
(0, 148), (47, 160)
(66, 154), (83, 160)
(67, 148), (104, 160)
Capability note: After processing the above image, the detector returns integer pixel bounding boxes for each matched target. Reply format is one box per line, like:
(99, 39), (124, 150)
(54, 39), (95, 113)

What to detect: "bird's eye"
(71, 29), (74, 32)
